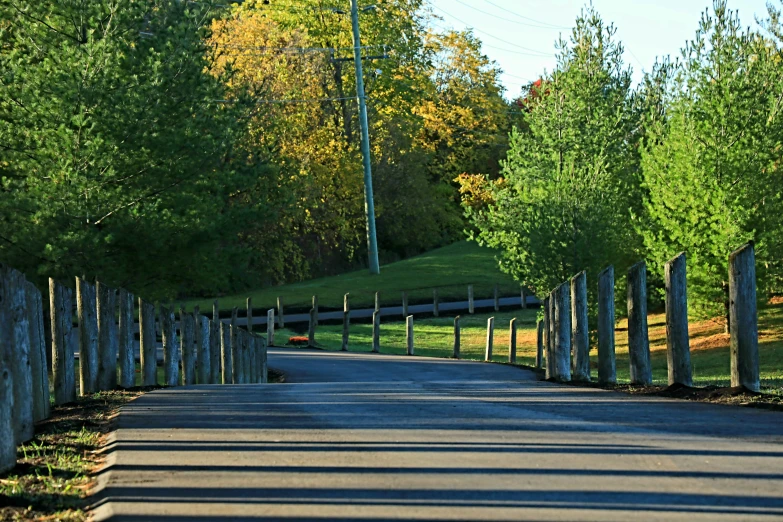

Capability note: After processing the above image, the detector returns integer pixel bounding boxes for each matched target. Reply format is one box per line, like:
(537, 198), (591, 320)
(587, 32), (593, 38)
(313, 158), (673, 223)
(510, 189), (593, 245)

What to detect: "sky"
(427, 0), (775, 99)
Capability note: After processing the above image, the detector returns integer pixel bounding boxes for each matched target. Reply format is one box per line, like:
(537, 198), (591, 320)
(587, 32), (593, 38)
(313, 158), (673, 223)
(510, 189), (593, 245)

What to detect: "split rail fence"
(0, 266), (269, 474)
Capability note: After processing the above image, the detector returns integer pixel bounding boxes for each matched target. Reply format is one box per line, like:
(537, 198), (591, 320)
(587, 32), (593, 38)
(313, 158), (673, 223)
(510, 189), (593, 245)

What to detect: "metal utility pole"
(350, 0), (380, 275)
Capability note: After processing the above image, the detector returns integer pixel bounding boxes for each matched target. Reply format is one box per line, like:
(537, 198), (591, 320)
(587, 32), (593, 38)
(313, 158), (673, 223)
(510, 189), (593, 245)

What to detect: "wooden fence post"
(247, 298), (253, 333)
(313, 295), (319, 325)
(180, 307), (196, 386)
(494, 284), (500, 312)
(553, 282), (572, 382)
(485, 317), (495, 362)
(665, 252), (692, 387)
(249, 332), (258, 383)
(25, 281), (50, 422)
(266, 308), (275, 347)
(406, 315), (414, 355)
(209, 318), (221, 384)
(139, 300), (157, 386)
(276, 297), (284, 329)
(161, 306), (179, 386)
(118, 289), (135, 389)
(453, 316), (461, 359)
(342, 294), (350, 351)
(197, 315), (210, 384)
(1, 265), (35, 444)
(96, 282), (118, 391)
(213, 300), (219, 323)
(372, 311), (380, 353)
(571, 272), (590, 382)
(242, 329), (251, 384)
(509, 318), (517, 364)
(597, 266), (617, 384)
(76, 277), (98, 395)
(521, 287), (527, 309)
(0, 362), (14, 473)
(535, 320), (543, 369)
(543, 295), (552, 379)
(468, 285), (474, 314)
(375, 291), (381, 313)
(433, 289), (439, 317)
(308, 308), (317, 347)
(401, 291), (408, 318)
(50, 279), (76, 405)
(729, 243), (759, 391)
(220, 321), (231, 384)
(627, 261), (652, 385)
(260, 335), (268, 384)
(231, 308), (240, 384)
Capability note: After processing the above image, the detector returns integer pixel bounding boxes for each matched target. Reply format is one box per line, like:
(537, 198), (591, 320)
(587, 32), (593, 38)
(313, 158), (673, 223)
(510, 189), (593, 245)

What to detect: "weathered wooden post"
(509, 318), (517, 363)
(597, 266), (617, 384)
(553, 282), (572, 382)
(276, 297), (284, 329)
(76, 277), (98, 395)
(25, 281), (50, 422)
(665, 253), (692, 387)
(401, 291), (408, 318)
(627, 261), (652, 385)
(266, 308), (275, 347)
(0, 363), (14, 473)
(220, 321), (231, 384)
(197, 316), (210, 384)
(260, 335), (268, 384)
(342, 294), (350, 351)
(248, 332), (258, 383)
(180, 307), (196, 385)
(468, 285), (474, 314)
(161, 305), (179, 386)
(485, 317), (495, 361)
(453, 316), (461, 359)
(231, 308), (240, 384)
(50, 279), (76, 405)
(543, 295), (552, 379)
(213, 300), (219, 323)
(246, 298), (253, 333)
(535, 320), (544, 369)
(571, 272), (590, 382)
(209, 318), (221, 384)
(372, 311), (380, 353)
(433, 289), (439, 317)
(406, 315), (414, 355)
(375, 291), (381, 313)
(308, 308), (317, 347)
(521, 287), (527, 309)
(312, 295), (319, 325)
(729, 243), (759, 391)
(494, 284), (500, 312)
(117, 289), (135, 389)
(139, 300), (157, 386)
(242, 329), (251, 384)
(96, 282), (118, 391)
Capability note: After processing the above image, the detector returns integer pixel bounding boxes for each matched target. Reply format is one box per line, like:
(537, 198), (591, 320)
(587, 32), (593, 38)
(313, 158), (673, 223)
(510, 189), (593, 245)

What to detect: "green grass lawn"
(274, 304), (783, 394)
(188, 241), (521, 313)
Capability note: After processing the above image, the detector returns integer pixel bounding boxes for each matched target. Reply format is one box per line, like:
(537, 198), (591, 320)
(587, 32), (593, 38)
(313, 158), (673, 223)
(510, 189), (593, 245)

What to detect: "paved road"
(92, 348), (783, 521)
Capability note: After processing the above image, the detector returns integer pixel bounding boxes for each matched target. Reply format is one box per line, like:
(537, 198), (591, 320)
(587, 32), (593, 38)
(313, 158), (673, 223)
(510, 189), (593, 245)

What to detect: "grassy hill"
(191, 241), (520, 313)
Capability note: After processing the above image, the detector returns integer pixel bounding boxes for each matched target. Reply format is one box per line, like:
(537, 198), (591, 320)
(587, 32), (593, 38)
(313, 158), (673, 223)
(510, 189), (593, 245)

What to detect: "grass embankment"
(277, 304), (783, 394)
(0, 390), (146, 521)
(189, 242), (520, 313)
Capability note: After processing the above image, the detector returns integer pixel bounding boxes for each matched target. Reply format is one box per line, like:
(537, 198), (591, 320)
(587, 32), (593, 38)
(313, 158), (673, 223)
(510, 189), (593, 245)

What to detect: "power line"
(452, 0), (563, 30)
(482, 0), (570, 29)
(427, 2), (552, 57)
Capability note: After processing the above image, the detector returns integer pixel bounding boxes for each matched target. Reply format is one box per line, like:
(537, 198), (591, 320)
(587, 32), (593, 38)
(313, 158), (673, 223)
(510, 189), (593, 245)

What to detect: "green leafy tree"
(464, 7), (641, 308)
(640, 0), (783, 322)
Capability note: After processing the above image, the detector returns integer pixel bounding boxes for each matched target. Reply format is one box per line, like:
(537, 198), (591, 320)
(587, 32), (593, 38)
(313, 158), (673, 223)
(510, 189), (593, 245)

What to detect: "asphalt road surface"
(92, 348), (783, 521)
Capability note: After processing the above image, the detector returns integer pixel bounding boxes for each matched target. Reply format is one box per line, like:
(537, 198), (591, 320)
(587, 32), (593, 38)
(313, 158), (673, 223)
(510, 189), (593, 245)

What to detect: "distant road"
(93, 348), (783, 521)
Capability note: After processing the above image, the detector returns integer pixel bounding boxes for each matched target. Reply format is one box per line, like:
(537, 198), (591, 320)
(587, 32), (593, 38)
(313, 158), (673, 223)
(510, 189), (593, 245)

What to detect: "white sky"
(427, 0), (775, 98)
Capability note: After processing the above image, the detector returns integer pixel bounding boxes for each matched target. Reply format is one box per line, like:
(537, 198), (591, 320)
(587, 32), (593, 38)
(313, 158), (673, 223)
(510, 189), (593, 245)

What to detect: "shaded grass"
(188, 241), (520, 313)
(0, 390), (149, 521)
(278, 302), (783, 395)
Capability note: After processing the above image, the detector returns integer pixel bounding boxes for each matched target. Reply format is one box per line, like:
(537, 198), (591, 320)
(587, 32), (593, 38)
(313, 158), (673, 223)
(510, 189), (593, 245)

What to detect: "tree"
(463, 7), (641, 310)
(640, 0), (783, 321)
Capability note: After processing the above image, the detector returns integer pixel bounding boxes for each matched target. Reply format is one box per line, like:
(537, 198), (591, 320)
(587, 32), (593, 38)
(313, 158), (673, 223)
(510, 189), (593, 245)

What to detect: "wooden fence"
(0, 266), (268, 474)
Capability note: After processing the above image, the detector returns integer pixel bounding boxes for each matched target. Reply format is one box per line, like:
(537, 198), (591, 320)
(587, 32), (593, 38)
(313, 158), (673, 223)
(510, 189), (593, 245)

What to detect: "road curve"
(92, 348), (783, 521)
